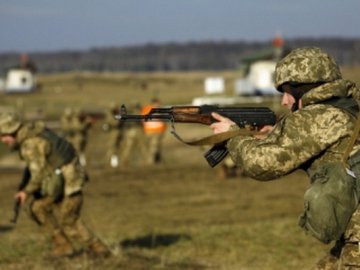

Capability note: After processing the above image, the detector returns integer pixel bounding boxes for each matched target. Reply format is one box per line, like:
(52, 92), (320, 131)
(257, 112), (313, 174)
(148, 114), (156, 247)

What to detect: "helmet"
(0, 112), (21, 135)
(64, 107), (74, 116)
(274, 47), (342, 91)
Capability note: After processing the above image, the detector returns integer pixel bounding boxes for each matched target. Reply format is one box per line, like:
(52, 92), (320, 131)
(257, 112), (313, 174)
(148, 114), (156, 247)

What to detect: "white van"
(235, 60), (279, 96)
(5, 69), (37, 93)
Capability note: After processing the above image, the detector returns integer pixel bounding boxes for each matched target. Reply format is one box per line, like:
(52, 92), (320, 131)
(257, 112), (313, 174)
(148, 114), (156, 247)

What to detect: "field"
(0, 68), (360, 270)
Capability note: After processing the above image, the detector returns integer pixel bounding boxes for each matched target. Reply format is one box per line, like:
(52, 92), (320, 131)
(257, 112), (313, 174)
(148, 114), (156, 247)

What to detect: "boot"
(87, 239), (111, 258)
(79, 154), (87, 167)
(50, 231), (75, 258)
(217, 164), (229, 180)
(110, 155), (119, 168)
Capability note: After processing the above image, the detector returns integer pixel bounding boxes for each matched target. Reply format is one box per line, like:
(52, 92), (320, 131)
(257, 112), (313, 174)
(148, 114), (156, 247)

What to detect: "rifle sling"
(321, 97), (360, 168)
(170, 128), (264, 146)
(342, 102), (360, 168)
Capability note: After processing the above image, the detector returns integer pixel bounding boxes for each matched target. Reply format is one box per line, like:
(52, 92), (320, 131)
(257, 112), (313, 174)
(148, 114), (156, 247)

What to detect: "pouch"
(298, 162), (359, 244)
(41, 168), (64, 202)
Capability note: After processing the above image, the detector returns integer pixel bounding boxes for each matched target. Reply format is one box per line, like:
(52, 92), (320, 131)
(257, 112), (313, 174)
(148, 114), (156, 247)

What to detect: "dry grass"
(0, 68), (359, 269)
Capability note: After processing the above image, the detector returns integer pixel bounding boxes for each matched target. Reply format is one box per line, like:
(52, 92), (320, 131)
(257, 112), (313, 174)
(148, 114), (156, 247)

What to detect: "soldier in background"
(0, 112), (110, 258)
(102, 105), (123, 168)
(61, 108), (92, 167)
(118, 102), (146, 167)
(218, 156), (243, 180)
(18, 53), (37, 74)
(141, 98), (167, 165)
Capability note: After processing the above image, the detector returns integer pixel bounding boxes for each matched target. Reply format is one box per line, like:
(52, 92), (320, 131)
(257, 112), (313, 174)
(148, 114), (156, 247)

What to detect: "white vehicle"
(0, 78), (4, 92)
(192, 61), (279, 106)
(235, 60), (279, 96)
(4, 69), (37, 93)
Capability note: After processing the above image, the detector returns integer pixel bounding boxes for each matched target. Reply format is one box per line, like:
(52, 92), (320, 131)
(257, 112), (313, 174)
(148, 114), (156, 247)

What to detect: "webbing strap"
(321, 98), (360, 168)
(343, 106), (360, 167)
(170, 128), (265, 146)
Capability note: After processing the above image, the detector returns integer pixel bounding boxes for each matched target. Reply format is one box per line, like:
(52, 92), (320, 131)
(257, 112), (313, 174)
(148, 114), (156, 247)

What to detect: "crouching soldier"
(0, 112), (110, 258)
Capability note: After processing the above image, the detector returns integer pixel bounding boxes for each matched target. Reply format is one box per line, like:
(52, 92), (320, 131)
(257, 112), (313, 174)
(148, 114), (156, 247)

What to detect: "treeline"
(0, 37), (360, 74)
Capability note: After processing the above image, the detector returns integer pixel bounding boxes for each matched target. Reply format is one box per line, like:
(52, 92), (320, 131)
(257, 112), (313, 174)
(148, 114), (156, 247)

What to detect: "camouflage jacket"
(227, 79), (360, 180)
(16, 121), (86, 196)
(61, 113), (91, 136)
(104, 110), (123, 131)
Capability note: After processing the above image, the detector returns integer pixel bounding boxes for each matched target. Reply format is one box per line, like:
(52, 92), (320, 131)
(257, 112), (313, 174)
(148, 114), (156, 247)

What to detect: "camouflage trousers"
(144, 132), (164, 165)
(66, 134), (87, 154)
(314, 206), (360, 269)
(29, 192), (97, 248)
(66, 134), (87, 166)
(119, 127), (146, 166)
(105, 129), (122, 162)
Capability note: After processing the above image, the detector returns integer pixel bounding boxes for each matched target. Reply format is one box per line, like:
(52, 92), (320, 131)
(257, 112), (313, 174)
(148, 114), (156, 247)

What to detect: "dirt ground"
(1, 70), (357, 269)
(0, 123), (329, 270)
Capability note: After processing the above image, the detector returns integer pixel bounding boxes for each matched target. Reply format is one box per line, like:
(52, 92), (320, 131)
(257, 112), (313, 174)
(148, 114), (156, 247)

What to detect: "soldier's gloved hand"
(210, 112), (236, 134)
(15, 191), (27, 205)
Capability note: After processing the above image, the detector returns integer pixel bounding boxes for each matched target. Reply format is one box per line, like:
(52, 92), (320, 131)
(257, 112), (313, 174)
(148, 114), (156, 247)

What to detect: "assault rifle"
(116, 104), (277, 167)
(10, 167), (31, 224)
(78, 111), (105, 123)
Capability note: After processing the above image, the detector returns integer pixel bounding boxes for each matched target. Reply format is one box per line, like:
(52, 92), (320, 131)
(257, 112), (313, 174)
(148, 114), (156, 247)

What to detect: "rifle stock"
(79, 111), (105, 123)
(116, 104), (277, 167)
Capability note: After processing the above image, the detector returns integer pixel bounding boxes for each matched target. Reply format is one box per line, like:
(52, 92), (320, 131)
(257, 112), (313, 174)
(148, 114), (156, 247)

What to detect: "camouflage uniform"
(61, 108), (91, 166)
(141, 101), (167, 165)
(119, 122), (145, 166)
(102, 107), (123, 168)
(118, 103), (147, 166)
(0, 115), (109, 257)
(226, 48), (360, 269)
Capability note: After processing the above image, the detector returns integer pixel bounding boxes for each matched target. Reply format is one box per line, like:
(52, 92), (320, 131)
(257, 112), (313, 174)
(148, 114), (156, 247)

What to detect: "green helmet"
(0, 112), (21, 135)
(274, 47), (342, 91)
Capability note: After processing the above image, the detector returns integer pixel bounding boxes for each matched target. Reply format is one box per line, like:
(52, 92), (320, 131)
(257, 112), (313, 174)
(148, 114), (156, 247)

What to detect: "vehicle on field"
(234, 60), (279, 96)
(4, 68), (37, 93)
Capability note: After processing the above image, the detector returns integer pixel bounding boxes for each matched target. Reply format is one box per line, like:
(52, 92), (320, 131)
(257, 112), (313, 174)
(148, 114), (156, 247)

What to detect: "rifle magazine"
(204, 145), (229, 168)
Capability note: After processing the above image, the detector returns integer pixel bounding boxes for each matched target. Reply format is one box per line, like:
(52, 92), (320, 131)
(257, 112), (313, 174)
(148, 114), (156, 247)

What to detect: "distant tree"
(0, 38), (359, 73)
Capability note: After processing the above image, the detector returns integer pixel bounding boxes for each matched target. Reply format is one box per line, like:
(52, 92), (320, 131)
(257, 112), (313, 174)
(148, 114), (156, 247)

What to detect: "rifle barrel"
(119, 114), (172, 121)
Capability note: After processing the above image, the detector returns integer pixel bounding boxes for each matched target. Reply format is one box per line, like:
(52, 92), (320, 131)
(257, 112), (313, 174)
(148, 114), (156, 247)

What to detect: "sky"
(0, 0), (359, 53)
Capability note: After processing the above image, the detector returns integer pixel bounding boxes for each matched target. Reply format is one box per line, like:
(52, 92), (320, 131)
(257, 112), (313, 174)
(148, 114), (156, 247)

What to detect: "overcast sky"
(0, 0), (359, 53)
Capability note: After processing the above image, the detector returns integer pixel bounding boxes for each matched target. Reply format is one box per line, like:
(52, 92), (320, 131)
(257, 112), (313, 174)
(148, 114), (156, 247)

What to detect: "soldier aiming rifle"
(210, 47), (360, 269)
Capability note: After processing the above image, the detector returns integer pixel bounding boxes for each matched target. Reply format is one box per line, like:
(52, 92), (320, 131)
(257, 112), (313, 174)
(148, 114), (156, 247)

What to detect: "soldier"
(210, 47), (360, 269)
(102, 105), (123, 168)
(60, 108), (92, 166)
(141, 98), (167, 165)
(18, 53), (37, 73)
(0, 112), (110, 258)
(217, 156), (243, 180)
(118, 102), (146, 167)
